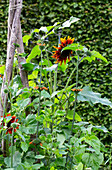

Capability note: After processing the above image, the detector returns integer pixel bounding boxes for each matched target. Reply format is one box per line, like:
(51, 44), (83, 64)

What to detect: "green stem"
(69, 56), (79, 170)
(37, 50), (42, 138)
(46, 52), (53, 94)
(2, 94), (7, 130)
(66, 56), (79, 169)
(11, 129), (14, 168)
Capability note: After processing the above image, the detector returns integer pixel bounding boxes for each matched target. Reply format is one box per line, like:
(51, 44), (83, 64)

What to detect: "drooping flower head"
(52, 36), (74, 65)
(0, 114), (19, 134)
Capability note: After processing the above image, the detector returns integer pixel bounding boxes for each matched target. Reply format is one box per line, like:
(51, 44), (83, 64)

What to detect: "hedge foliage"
(0, 0), (112, 144)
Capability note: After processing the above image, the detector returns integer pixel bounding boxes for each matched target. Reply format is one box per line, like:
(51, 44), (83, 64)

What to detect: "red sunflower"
(0, 114), (19, 134)
(6, 115), (19, 134)
(52, 36), (74, 65)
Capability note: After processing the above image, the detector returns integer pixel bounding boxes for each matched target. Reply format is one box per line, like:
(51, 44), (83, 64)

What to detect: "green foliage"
(0, 0), (112, 169)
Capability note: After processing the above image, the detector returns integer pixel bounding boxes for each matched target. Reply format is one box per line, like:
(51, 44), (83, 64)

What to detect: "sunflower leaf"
(60, 16), (79, 28)
(26, 45), (41, 62)
(77, 86), (112, 107)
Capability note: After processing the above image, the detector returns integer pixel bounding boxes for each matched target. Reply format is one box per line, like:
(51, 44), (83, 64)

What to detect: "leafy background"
(0, 0), (112, 145)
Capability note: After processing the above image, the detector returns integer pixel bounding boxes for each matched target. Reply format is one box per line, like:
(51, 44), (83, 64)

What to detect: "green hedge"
(0, 0), (112, 144)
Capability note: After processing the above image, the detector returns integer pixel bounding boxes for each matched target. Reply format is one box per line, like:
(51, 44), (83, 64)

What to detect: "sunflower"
(52, 36), (74, 65)
(0, 114), (19, 134)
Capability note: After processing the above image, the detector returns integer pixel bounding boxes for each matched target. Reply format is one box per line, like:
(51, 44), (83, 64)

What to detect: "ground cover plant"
(0, 16), (112, 169)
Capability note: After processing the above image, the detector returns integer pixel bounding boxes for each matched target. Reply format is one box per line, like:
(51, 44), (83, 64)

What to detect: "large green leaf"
(91, 51), (108, 63)
(67, 110), (82, 121)
(62, 43), (84, 52)
(17, 98), (30, 108)
(4, 152), (21, 168)
(26, 45), (41, 62)
(82, 152), (103, 170)
(21, 142), (29, 152)
(60, 16), (79, 29)
(57, 134), (66, 147)
(41, 90), (50, 98)
(77, 86), (112, 107)
(85, 135), (100, 154)
(22, 63), (34, 71)
(77, 162), (83, 170)
(0, 65), (5, 74)
(23, 35), (31, 46)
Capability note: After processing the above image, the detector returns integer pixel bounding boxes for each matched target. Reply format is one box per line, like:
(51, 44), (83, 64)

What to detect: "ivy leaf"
(77, 86), (112, 107)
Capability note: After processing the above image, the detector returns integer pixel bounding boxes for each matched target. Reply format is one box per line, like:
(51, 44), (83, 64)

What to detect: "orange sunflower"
(52, 36), (74, 65)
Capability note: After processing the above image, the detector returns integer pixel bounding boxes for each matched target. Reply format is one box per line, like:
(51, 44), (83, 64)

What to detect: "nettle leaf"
(85, 135), (100, 154)
(82, 152), (103, 170)
(93, 126), (108, 133)
(35, 155), (45, 159)
(55, 110), (66, 117)
(23, 35), (31, 46)
(17, 98), (30, 108)
(51, 91), (60, 98)
(77, 86), (112, 107)
(31, 162), (44, 169)
(77, 162), (83, 170)
(4, 152), (21, 168)
(57, 134), (66, 147)
(26, 45), (41, 62)
(43, 100), (53, 106)
(16, 130), (25, 142)
(23, 126), (37, 134)
(91, 51), (108, 63)
(21, 142), (29, 152)
(26, 114), (36, 125)
(67, 110), (82, 121)
(41, 90), (50, 98)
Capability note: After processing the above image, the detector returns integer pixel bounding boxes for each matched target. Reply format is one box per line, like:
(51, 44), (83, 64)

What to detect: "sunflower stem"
(11, 129), (14, 168)
(36, 49), (42, 138)
(66, 56), (79, 169)
(69, 55), (79, 170)
(46, 51), (53, 94)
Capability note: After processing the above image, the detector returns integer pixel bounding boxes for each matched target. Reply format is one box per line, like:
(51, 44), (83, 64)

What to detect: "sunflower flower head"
(0, 114), (19, 134)
(52, 36), (74, 65)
